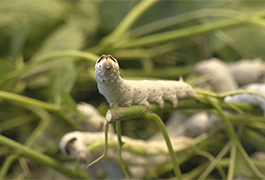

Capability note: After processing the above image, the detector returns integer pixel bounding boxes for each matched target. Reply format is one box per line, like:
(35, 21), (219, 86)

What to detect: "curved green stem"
(198, 142), (231, 180)
(0, 114), (36, 133)
(193, 147), (226, 179)
(0, 154), (19, 180)
(30, 50), (99, 63)
(0, 51), (99, 86)
(131, 8), (245, 37)
(196, 89), (265, 100)
(86, 123), (109, 168)
(18, 158), (31, 180)
(206, 96), (265, 179)
(116, 121), (130, 179)
(24, 107), (50, 147)
(116, 18), (244, 49)
(0, 135), (88, 179)
(0, 91), (62, 112)
(106, 96), (263, 122)
(92, 0), (159, 53)
(108, 0), (159, 41)
(0, 108), (51, 180)
(143, 112), (182, 180)
(227, 143), (236, 180)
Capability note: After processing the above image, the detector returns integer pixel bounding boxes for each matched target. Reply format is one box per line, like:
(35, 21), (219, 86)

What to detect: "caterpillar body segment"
(95, 55), (198, 108)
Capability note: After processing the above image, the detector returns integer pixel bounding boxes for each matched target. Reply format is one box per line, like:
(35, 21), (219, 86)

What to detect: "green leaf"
(9, 25), (27, 68)
(49, 62), (76, 104)
(210, 26), (265, 60)
(34, 22), (86, 57)
(60, 91), (78, 113)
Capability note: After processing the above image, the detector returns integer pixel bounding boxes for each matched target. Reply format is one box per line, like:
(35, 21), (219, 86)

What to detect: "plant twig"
(0, 51), (99, 86)
(116, 121), (130, 179)
(116, 18), (245, 48)
(0, 91), (62, 112)
(206, 96), (265, 179)
(0, 154), (19, 180)
(86, 122), (110, 168)
(198, 142), (231, 180)
(143, 112), (182, 180)
(106, 98), (263, 122)
(0, 135), (88, 179)
(91, 0), (159, 53)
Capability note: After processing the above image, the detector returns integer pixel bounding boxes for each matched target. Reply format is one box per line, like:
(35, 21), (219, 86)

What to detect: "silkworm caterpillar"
(59, 131), (192, 164)
(228, 58), (265, 86)
(77, 102), (114, 132)
(195, 58), (238, 93)
(59, 131), (193, 178)
(95, 55), (198, 108)
(185, 111), (221, 137)
(224, 83), (265, 116)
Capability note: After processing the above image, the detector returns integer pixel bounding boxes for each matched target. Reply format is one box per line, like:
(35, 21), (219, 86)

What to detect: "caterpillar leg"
(140, 100), (150, 108)
(156, 97), (164, 109)
(170, 98), (178, 108)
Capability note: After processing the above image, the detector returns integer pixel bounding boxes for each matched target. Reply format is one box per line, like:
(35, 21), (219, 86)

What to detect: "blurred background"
(1, 0), (265, 179)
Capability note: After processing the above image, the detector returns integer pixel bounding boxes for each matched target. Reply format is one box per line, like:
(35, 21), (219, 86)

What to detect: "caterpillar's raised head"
(95, 54), (119, 73)
(95, 55), (120, 83)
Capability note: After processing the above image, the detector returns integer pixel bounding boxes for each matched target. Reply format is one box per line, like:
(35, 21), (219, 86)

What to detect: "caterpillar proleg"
(95, 55), (198, 108)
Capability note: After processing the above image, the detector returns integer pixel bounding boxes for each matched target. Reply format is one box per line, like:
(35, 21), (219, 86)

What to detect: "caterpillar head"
(95, 55), (119, 77)
(59, 131), (90, 163)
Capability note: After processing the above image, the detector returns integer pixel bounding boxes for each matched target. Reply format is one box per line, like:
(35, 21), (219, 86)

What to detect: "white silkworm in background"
(77, 102), (114, 132)
(228, 58), (265, 86)
(95, 55), (198, 108)
(59, 130), (192, 164)
(195, 58), (238, 93)
(59, 131), (90, 163)
(224, 83), (265, 116)
(59, 130), (194, 178)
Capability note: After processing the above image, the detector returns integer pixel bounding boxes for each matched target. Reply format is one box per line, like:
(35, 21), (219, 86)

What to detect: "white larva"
(59, 131), (90, 163)
(195, 58), (238, 93)
(228, 58), (265, 86)
(95, 55), (198, 108)
(77, 102), (114, 132)
(59, 130), (193, 165)
(224, 83), (265, 116)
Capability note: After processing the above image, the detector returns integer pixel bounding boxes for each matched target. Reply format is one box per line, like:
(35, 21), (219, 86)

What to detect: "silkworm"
(228, 58), (265, 86)
(224, 83), (265, 116)
(95, 55), (198, 108)
(59, 131), (193, 164)
(195, 58), (238, 93)
(185, 111), (222, 137)
(77, 102), (114, 132)
(59, 131), (90, 163)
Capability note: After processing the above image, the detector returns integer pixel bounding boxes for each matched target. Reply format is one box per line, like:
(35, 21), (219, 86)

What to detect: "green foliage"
(1, 0), (265, 179)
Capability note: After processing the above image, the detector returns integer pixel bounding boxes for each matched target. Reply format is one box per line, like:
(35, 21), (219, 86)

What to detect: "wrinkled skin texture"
(95, 55), (198, 108)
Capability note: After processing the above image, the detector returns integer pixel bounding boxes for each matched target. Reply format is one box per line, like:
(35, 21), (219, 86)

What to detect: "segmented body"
(195, 58), (238, 93)
(224, 83), (265, 116)
(95, 55), (198, 108)
(228, 58), (265, 86)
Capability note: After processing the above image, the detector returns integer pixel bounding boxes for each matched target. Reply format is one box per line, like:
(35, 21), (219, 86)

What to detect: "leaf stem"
(143, 112), (182, 180)
(0, 154), (19, 180)
(86, 123), (109, 168)
(0, 91), (62, 112)
(0, 135), (88, 179)
(106, 97), (263, 122)
(116, 121), (130, 179)
(198, 142), (231, 180)
(92, 0), (159, 53)
(116, 18), (245, 48)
